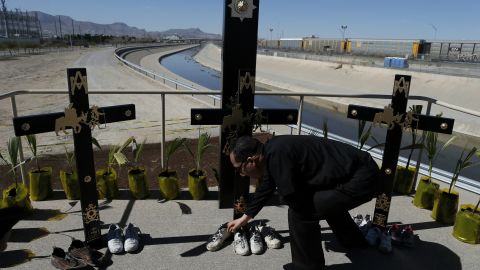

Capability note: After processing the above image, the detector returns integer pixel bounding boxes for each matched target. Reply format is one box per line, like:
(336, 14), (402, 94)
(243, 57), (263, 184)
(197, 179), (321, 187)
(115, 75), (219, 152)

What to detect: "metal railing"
(2, 88), (480, 195)
(1, 47), (480, 195)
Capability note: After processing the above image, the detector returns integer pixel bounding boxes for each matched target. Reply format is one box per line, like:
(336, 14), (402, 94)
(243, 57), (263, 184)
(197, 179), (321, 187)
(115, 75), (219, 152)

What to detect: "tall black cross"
(13, 68), (136, 244)
(347, 74), (454, 229)
(190, 0), (297, 218)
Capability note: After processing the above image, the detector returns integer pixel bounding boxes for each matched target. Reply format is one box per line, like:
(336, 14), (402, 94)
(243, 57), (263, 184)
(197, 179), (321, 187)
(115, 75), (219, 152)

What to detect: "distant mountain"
(32, 11), (220, 39)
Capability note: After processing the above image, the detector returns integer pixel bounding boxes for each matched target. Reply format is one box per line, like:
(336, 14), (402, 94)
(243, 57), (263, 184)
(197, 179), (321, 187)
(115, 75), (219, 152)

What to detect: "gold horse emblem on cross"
(55, 104), (87, 135)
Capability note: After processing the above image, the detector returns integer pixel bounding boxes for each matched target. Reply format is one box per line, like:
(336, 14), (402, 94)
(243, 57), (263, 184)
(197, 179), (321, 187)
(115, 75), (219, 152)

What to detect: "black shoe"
(51, 247), (90, 270)
(68, 239), (105, 267)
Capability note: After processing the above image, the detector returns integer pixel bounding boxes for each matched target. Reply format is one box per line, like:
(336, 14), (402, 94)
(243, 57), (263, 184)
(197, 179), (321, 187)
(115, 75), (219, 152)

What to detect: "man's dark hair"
(229, 136), (263, 162)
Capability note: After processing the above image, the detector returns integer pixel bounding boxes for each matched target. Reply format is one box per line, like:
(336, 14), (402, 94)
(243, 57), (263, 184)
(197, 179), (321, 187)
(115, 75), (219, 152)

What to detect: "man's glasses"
(234, 161), (246, 174)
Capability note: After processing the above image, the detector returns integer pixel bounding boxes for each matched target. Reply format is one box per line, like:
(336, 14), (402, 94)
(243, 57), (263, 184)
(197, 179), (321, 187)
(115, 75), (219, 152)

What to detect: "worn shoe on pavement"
(51, 247), (89, 270)
(68, 239), (102, 267)
(388, 223), (402, 244)
(233, 229), (250, 256)
(359, 214), (372, 236)
(365, 227), (382, 247)
(258, 222), (282, 249)
(124, 223), (140, 253)
(107, 224), (124, 254)
(378, 231), (393, 253)
(206, 223), (232, 251)
(248, 225), (264, 254)
(400, 225), (415, 247)
(352, 214), (364, 226)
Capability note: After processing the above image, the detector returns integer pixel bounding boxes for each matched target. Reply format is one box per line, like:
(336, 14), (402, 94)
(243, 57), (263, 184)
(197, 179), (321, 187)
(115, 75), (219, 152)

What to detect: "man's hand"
(227, 214), (251, 233)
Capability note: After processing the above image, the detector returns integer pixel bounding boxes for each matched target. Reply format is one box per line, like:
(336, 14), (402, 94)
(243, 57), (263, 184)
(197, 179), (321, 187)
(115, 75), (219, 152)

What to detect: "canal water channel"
(160, 47), (480, 186)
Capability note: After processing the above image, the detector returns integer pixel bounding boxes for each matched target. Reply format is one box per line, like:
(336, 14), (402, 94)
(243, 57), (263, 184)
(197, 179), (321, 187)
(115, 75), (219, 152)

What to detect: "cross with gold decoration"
(12, 68), (136, 245)
(347, 74), (455, 229)
(190, 0), (298, 219)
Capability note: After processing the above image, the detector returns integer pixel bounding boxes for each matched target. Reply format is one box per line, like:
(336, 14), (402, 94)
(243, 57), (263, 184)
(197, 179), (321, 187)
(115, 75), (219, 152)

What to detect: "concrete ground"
(1, 183), (479, 269)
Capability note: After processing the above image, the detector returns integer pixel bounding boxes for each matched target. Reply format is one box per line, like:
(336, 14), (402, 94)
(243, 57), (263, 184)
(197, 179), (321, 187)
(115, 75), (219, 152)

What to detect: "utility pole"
(429, 24), (437, 40)
(1, 0), (8, 38)
(341, 25), (347, 40)
(58, 15), (62, 38)
(24, 10), (29, 37)
(35, 12), (41, 38)
(54, 19), (57, 38)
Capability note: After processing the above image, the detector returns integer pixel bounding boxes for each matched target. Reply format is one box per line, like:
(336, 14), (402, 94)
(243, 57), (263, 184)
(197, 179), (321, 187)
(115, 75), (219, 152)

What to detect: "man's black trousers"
(287, 189), (371, 270)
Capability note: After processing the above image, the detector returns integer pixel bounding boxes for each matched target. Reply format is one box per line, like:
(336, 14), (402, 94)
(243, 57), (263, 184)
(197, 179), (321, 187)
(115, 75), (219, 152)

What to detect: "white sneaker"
(107, 224), (124, 254)
(352, 214), (363, 226)
(359, 214), (372, 236)
(124, 223), (140, 253)
(233, 229), (250, 256)
(378, 231), (393, 253)
(365, 227), (381, 247)
(206, 223), (231, 251)
(249, 225), (264, 254)
(258, 222), (282, 249)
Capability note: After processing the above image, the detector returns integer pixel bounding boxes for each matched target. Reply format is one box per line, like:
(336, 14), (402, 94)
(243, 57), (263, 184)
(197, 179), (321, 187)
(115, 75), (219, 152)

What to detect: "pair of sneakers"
(365, 226), (392, 253)
(205, 223), (266, 254)
(107, 223), (140, 254)
(388, 224), (415, 247)
(257, 222), (282, 249)
(233, 222), (283, 256)
(206, 223), (232, 251)
(51, 239), (104, 269)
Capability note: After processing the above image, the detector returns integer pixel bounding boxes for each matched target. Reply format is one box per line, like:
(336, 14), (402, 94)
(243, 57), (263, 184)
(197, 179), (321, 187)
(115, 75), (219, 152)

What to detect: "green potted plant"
(113, 137), (149, 199)
(0, 137), (32, 210)
(96, 144), (120, 200)
(59, 145), (80, 200)
(394, 105), (423, 194)
(413, 128), (456, 209)
(453, 198), (480, 244)
(25, 134), (52, 201)
(1, 137), (32, 250)
(158, 137), (185, 200)
(432, 146), (479, 224)
(184, 132), (211, 200)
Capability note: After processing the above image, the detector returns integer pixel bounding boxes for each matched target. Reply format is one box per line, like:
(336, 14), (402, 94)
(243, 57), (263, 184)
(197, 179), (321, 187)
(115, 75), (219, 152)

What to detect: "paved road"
(0, 46), (217, 156)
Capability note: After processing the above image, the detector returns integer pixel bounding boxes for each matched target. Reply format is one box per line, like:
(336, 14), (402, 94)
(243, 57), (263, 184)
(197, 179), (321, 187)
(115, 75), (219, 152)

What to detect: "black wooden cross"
(190, 0), (297, 218)
(347, 74), (454, 229)
(12, 68), (136, 244)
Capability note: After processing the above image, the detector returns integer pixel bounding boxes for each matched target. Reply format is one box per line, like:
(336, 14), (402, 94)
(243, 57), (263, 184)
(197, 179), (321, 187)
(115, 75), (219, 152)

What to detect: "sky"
(6, 0), (480, 40)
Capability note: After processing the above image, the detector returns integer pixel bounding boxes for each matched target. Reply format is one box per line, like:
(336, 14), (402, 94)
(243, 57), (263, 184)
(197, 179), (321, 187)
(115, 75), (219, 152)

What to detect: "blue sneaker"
(365, 227), (381, 246)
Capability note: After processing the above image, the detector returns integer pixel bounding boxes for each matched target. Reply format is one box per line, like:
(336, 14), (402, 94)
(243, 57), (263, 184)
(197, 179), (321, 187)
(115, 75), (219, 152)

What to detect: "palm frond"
(0, 151), (8, 165)
(359, 123), (373, 150)
(196, 132), (211, 169)
(63, 145), (75, 173)
(449, 146), (480, 193)
(26, 134), (37, 157)
(91, 137), (101, 150)
(133, 139), (146, 163)
(7, 137), (19, 168)
(322, 120), (329, 139)
(118, 136), (135, 153)
(164, 137), (186, 171)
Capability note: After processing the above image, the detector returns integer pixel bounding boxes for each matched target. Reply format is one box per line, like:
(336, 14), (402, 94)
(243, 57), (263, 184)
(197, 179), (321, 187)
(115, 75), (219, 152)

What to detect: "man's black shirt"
(245, 135), (379, 218)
